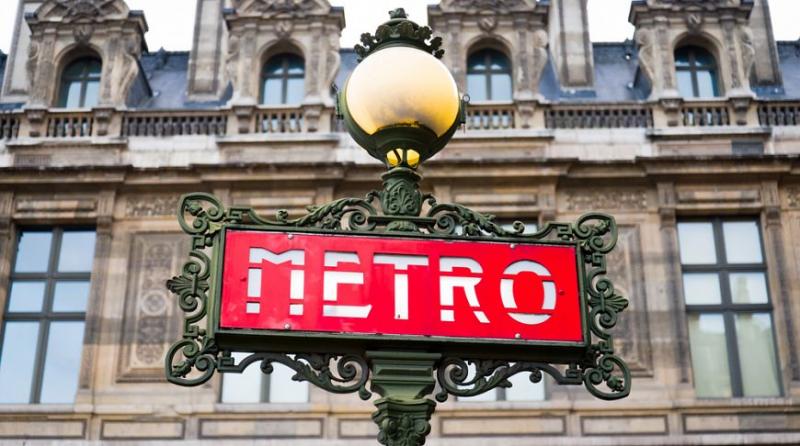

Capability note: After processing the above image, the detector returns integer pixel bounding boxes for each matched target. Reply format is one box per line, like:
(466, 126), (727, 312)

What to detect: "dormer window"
(675, 46), (720, 98)
(261, 53), (305, 105)
(467, 48), (512, 102)
(58, 57), (102, 108)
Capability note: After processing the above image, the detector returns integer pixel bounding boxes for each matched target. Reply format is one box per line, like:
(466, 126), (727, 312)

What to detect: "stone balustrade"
(0, 98), (795, 143)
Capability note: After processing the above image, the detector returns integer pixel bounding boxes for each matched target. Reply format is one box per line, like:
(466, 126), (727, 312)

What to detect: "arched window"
(261, 53), (305, 105)
(675, 46), (720, 98)
(466, 48), (512, 102)
(58, 57), (101, 108)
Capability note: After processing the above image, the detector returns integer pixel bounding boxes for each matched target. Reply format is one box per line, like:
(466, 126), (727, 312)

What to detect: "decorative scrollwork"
(218, 352), (372, 400)
(354, 8), (444, 61)
(435, 358), (580, 402)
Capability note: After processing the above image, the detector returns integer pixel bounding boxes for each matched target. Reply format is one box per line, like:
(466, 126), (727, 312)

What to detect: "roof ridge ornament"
(354, 8), (444, 62)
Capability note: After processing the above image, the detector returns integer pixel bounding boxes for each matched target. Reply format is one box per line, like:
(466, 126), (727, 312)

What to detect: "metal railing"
(758, 101), (800, 126)
(255, 107), (304, 133)
(122, 111), (227, 136)
(466, 103), (515, 130)
(545, 104), (653, 129)
(46, 111), (93, 137)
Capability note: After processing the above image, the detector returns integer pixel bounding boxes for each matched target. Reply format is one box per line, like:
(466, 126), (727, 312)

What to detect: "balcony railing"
(679, 101), (731, 127)
(255, 107), (304, 133)
(122, 111), (227, 137)
(46, 111), (93, 137)
(545, 104), (653, 129)
(0, 98), (794, 143)
(758, 101), (800, 126)
(0, 112), (19, 139)
(466, 103), (515, 130)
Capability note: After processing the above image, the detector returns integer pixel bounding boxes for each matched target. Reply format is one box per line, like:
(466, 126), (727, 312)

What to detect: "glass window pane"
(688, 313), (732, 398)
(0, 322), (40, 403)
(286, 55), (304, 75)
(693, 49), (716, 67)
(467, 53), (486, 72)
(86, 59), (102, 75)
(14, 231), (53, 273)
(221, 352), (262, 403)
(268, 363), (309, 403)
(682, 273), (722, 305)
(674, 48), (691, 67)
(695, 70), (718, 97)
(466, 74), (487, 102)
(8, 281), (47, 313)
(57, 231), (96, 272)
(82, 80), (100, 108)
(39, 321), (85, 403)
(676, 70), (696, 98)
(505, 372), (545, 401)
(735, 313), (780, 397)
(285, 78), (305, 104)
(490, 74), (512, 101)
(264, 58), (285, 75)
(52, 281), (91, 313)
(729, 273), (769, 304)
(262, 78), (283, 105)
(677, 222), (717, 264)
(64, 81), (83, 108)
(722, 221), (762, 264)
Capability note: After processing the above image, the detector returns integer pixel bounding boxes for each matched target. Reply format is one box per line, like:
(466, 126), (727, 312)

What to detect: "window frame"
(260, 53), (305, 105)
(466, 48), (513, 102)
(674, 45), (720, 98)
(57, 57), (102, 108)
(679, 217), (783, 398)
(0, 227), (94, 403)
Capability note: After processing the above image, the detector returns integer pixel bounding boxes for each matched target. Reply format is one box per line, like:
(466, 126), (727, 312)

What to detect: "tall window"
(0, 229), (96, 403)
(261, 53), (305, 105)
(466, 48), (512, 102)
(675, 46), (720, 98)
(677, 219), (781, 398)
(58, 57), (102, 108)
(221, 352), (309, 403)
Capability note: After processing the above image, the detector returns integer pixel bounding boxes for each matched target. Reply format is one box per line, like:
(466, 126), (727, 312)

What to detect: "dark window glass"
(467, 49), (512, 102)
(58, 57), (102, 108)
(261, 53), (305, 105)
(674, 46), (720, 98)
(0, 228), (95, 404)
(677, 219), (781, 398)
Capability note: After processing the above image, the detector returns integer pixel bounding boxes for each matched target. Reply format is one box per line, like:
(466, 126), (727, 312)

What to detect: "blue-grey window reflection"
(674, 46), (720, 98)
(467, 48), (512, 102)
(58, 57), (102, 108)
(0, 228), (95, 404)
(261, 53), (305, 105)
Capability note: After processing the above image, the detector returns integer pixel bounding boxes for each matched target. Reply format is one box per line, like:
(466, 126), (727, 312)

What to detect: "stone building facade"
(0, 0), (799, 443)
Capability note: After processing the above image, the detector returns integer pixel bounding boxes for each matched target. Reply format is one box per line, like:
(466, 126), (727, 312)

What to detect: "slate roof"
(2, 41), (800, 110)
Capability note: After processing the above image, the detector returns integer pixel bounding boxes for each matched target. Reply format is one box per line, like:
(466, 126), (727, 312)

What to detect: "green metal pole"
(367, 351), (441, 446)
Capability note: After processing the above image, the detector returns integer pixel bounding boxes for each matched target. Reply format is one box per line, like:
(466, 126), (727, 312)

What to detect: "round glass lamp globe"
(344, 46), (460, 138)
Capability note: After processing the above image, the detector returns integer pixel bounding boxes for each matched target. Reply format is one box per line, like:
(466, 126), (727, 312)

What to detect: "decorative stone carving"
(634, 28), (655, 87)
(739, 27), (755, 80)
(606, 225), (653, 376)
(440, 0), (530, 12)
(125, 194), (182, 218)
(565, 189), (648, 212)
(685, 13), (703, 33)
(118, 233), (186, 382)
(25, 0), (146, 107)
(786, 187), (800, 209)
(235, 0), (328, 17)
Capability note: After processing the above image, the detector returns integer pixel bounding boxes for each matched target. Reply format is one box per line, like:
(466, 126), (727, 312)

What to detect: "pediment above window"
(32, 0), (131, 22)
(232, 0), (332, 18)
(439, 0), (538, 13)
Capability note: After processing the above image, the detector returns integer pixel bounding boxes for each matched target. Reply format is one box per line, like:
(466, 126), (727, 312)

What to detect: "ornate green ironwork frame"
(165, 166), (631, 445)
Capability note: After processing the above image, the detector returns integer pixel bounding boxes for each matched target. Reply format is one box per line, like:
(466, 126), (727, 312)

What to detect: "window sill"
(213, 402), (313, 413)
(0, 403), (93, 414)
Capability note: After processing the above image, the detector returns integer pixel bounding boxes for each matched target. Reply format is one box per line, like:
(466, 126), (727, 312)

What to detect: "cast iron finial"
(354, 8), (444, 62)
(389, 8), (407, 19)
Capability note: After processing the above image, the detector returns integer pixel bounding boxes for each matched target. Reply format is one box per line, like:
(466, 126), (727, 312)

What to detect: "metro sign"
(215, 228), (588, 354)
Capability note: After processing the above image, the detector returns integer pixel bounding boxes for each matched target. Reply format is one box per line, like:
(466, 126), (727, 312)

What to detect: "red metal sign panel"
(219, 230), (583, 343)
